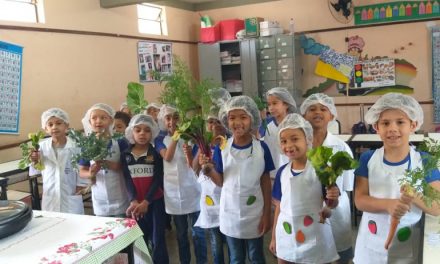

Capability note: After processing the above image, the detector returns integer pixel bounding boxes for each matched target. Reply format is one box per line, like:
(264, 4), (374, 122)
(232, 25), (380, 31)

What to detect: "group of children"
(30, 89), (440, 264)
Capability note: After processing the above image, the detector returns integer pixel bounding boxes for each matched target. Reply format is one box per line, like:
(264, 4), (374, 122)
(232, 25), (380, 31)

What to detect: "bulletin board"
(0, 41), (23, 134)
(137, 41), (172, 82)
(432, 26), (440, 123)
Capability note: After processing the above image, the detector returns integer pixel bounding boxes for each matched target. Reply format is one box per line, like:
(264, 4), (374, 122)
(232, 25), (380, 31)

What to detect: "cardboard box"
(219, 19), (244, 40)
(260, 20), (280, 29)
(200, 23), (220, 43)
(245, 17), (264, 37)
(260, 27), (283, 37)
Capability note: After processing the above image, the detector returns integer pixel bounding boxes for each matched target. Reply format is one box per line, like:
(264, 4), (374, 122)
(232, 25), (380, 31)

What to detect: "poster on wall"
(432, 26), (440, 123)
(352, 58), (396, 89)
(355, 1), (440, 25)
(137, 41), (172, 82)
(0, 41), (23, 134)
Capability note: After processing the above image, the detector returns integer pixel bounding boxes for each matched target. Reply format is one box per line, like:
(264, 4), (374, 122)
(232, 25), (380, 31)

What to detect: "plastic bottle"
(289, 18), (294, 35)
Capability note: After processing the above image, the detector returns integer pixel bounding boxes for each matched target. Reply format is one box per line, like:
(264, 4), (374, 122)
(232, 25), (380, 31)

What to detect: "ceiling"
(100, 0), (279, 11)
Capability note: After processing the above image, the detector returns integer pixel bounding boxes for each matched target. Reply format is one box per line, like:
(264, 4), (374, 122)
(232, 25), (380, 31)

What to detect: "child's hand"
(126, 200), (139, 218)
(30, 150), (40, 163)
(319, 206), (332, 220)
(388, 199), (411, 219)
(258, 212), (271, 235)
(326, 185), (340, 201)
(269, 237), (276, 255)
(182, 143), (192, 157)
(133, 200), (149, 220)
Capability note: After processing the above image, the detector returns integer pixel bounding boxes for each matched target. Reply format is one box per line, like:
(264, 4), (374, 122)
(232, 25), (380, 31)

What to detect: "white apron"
(194, 171), (222, 228)
(323, 132), (354, 251)
(92, 139), (129, 216)
(275, 161), (339, 263)
(163, 136), (200, 215)
(264, 121), (289, 179)
(39, 137), (84, 214)
(354, 147), (423, 264)
(219, 138), (265, 239)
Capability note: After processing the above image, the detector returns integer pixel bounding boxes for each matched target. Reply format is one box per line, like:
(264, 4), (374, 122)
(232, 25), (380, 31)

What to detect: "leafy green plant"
(253, 96), (269, 136)
(126, 82), (148, 115)
(18, 131), (46, 170)
(157, 56), (217, 157)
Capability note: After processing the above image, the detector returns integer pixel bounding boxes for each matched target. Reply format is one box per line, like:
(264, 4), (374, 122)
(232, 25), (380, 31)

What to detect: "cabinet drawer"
(276, 47), (294, 58)
(260, 48), (276, 60)
(260, 59), (276, 71)
(277, 68), (294, 80)
(277, 58), (294, 69)
(260, 69), (276, 81)
(259, 37), (275, 49)
(260, 81), (277, 94)
(276, 35), (293, 47)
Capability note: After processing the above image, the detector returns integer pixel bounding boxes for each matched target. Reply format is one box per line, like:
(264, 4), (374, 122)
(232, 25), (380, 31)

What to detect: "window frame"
(0, 0), (45, 24)
(137, 3), (168, 36)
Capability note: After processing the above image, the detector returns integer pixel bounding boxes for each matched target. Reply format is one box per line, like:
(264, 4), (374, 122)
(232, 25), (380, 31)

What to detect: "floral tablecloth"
(0, 210), (151, 264)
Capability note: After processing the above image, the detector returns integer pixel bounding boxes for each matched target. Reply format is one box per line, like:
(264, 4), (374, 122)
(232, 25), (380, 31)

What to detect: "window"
(137, 3), (167, 36)
(0, 0), (45, 23)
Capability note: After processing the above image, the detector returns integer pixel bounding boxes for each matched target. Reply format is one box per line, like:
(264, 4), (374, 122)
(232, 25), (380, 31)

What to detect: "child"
(193, 107), (228, 264)
(269, 113), (340, 263)
(30, 108), (84, 214)
(201, 96), (274, 263)
(300, 93), (354, 263)
(114, 111), (131, 134)
(145, 102), (162, 122)
(78, 103), (130, 217)
(120, 102), (132, 117)
(121, 114), (168, 263)
(354, 93), (440, 263)
(260, 87), (297, 180)
(154, 104), (206, 264)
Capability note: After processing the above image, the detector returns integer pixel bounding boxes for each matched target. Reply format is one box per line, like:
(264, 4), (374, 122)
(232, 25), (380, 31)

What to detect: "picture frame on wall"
(137, 41), (172, 82)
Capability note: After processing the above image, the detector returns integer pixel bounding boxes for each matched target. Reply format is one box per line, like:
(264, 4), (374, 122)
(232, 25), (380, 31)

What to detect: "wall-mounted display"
(432, 26), (440, 123)
(355, 1), (440, 25)
(0, 40), (23, 134)
(137, 41), (172, 82)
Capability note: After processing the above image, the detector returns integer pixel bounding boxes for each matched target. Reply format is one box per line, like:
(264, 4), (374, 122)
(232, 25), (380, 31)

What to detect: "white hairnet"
(157, 104), (177, 131)
(278, 113), (314, 148)
(364, 93), (423, 130)
(146, 102), (162, 111)
(81, 103), (115, 135)
(120, 102), (128, 111)
(300, 93), (337, 120)
(207, 105), (220, 121)
(41, 108), (70, 129)
(125, 114), (159, 144)
(266, 87), (297, 113)
(209, 88), (231, 107)
(219, 95), (261, 132)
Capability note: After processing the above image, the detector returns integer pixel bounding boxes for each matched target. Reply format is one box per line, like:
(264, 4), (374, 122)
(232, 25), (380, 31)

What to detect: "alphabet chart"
(432, 27), (440, 123)
(0, 41), (23, 134)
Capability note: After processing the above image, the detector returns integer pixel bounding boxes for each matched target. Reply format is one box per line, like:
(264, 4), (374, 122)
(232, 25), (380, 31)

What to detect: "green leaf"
(127, 82), (148, 114)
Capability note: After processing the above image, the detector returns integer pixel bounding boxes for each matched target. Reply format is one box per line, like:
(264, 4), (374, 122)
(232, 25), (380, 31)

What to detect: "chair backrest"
(328, 119), (341, 134)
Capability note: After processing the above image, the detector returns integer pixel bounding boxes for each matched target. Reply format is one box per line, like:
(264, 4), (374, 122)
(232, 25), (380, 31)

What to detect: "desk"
(423, 214), (440, 264)
(0, 211), (151, 264)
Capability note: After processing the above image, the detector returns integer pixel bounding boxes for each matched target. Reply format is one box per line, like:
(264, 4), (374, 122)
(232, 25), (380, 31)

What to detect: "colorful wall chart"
(355, 1), (440, 25)
(0, 41), (23, 134)
(353, 58), (396, 89)
(432, 26), (440, 123)
(137, 41), (172, 82)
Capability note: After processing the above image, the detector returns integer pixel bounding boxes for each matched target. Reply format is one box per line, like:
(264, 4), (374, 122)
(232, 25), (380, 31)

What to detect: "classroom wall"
(0, 0), (199, 162)
(199, 0), (437, 134)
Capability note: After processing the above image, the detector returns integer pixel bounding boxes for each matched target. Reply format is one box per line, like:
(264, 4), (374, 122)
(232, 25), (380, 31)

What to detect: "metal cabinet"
(258, 35), (302, 104)
(198, 39), (259, 97)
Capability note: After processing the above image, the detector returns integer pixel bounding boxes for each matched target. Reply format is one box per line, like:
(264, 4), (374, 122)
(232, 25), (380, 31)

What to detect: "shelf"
(221, 61), (241, 65)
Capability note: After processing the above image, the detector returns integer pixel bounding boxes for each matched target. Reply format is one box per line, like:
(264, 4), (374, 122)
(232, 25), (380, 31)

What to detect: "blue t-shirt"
(355, 149), (440, 183)
(212, 140), (275, 174)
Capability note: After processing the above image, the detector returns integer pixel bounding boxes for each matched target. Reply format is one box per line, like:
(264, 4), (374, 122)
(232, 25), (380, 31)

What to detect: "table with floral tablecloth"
(0, 210), (151, 264)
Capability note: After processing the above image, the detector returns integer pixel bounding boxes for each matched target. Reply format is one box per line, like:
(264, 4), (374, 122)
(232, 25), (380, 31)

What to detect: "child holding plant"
(259, 87), (297, 180)
(300, 93), (354, 263)
(120, 114), (168, 264)
(201, 96), (274, 263)
(269, 113), (339, 263)
(78, 103), (129, 217)
(154, 104), (206, 264)
(354, 93), (440, 264)
(192, 107), (228, 264)
(30, 108), (84, 214)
